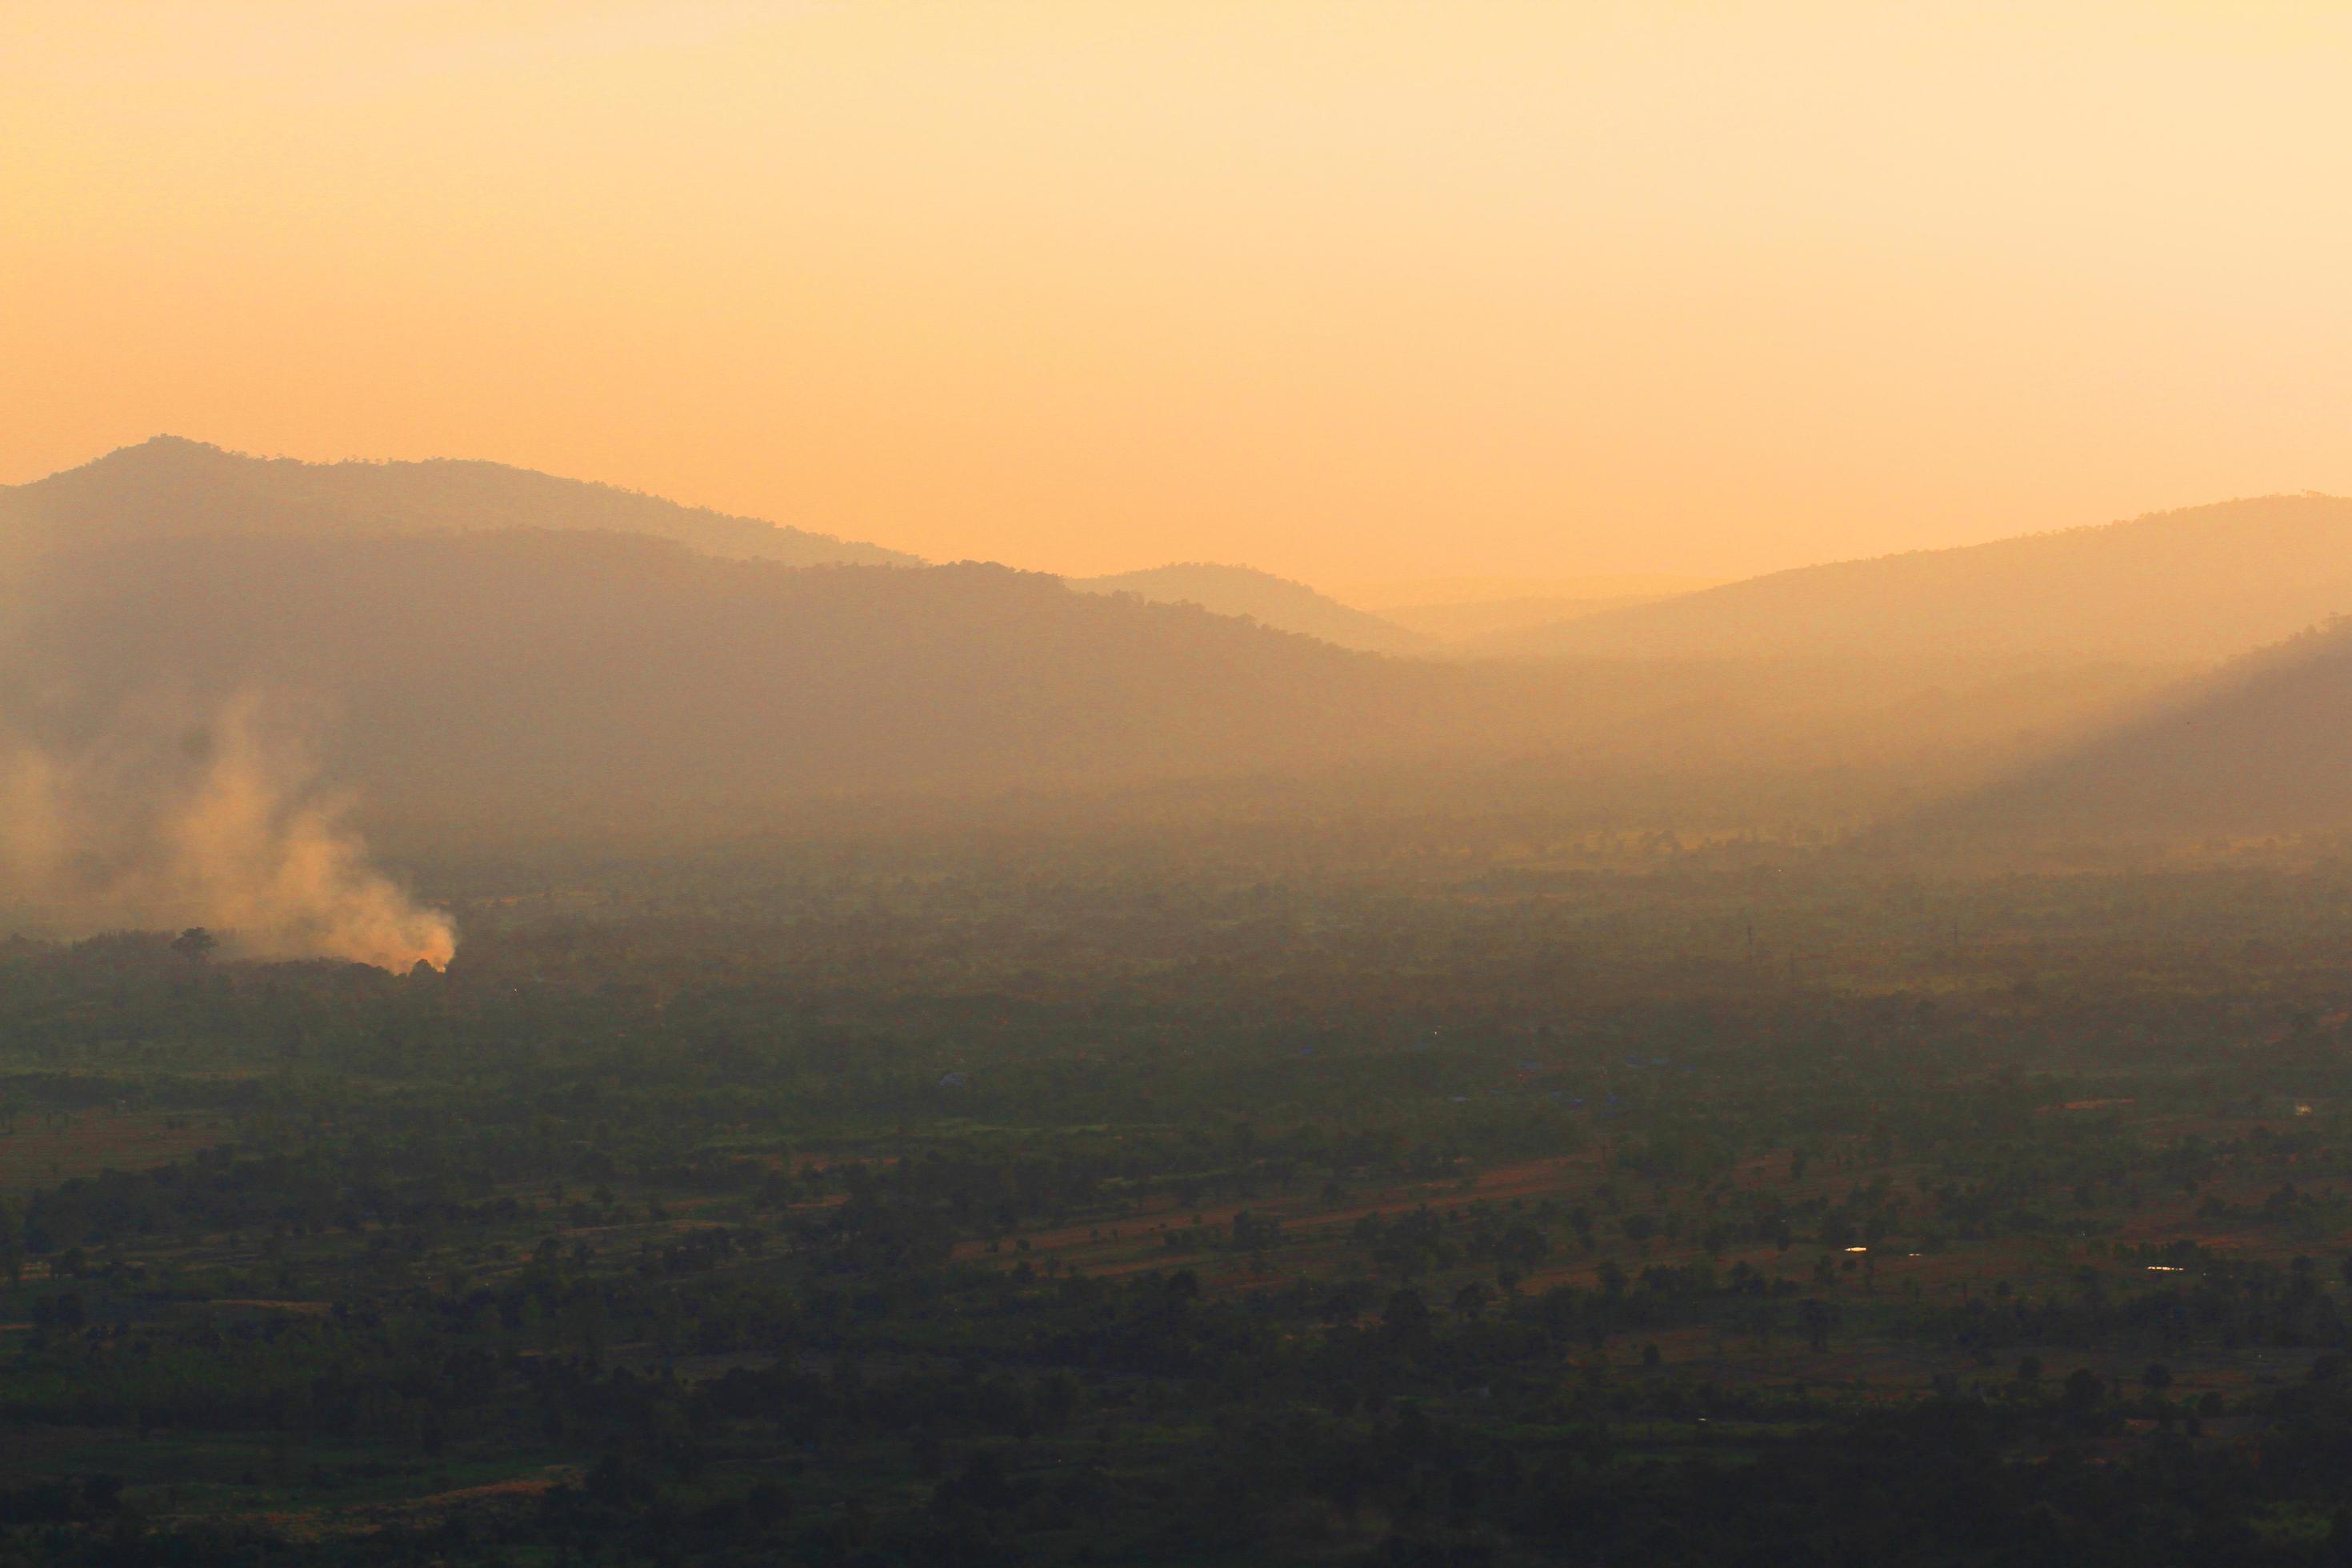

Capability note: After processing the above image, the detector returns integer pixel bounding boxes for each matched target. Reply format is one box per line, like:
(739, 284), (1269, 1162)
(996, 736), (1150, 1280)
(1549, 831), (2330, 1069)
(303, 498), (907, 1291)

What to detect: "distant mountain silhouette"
(0, 442), (2192, 838)
(0, 527), (2164, 838)
(1065, 563), (1426, 654)
(1495, 495), (2352, 663)
(0, 436), (919, 567)
(1934, 616), (2352, 838)
(0, 531), (1401, 820)
(1391, 594), (1690, 650)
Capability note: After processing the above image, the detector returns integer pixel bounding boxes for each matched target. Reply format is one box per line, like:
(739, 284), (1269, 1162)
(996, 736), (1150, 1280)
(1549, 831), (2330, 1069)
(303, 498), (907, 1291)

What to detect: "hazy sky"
(7, 2), (2351, 582)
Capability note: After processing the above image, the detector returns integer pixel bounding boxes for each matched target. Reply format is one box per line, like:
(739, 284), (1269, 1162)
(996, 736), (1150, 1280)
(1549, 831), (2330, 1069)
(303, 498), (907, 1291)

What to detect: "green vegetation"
(8, 818), (2352, 1562)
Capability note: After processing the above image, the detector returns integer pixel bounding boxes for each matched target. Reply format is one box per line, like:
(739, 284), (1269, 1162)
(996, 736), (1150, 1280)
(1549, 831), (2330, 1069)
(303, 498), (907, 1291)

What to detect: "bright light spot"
(1844, 1246), (1868, 1254)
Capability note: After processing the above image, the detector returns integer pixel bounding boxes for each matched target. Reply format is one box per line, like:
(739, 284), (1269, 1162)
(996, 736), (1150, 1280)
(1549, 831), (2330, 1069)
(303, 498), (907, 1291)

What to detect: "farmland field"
(0, 1113), (226, 1195)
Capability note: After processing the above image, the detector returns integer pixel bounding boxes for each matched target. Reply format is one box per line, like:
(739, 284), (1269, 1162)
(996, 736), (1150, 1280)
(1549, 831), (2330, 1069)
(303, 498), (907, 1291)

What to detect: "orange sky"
(6, 2), (2351, 583)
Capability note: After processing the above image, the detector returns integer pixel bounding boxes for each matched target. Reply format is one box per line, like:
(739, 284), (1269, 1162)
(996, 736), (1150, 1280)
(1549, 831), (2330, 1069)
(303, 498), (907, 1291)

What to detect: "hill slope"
(5, 534), (1410, 806)
(0, 436), (920, 567)
(0, 528), (2173, 838)
(1934, 618), (2352, 838)
(1498, 495), (2352, 663)
(1402, 594), (1693, 650)
(1066, 564), (1426, 654)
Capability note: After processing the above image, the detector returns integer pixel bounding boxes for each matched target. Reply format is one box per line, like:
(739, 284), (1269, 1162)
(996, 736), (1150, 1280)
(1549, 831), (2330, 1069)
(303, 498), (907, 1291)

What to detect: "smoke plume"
(0, 700), (456, 970)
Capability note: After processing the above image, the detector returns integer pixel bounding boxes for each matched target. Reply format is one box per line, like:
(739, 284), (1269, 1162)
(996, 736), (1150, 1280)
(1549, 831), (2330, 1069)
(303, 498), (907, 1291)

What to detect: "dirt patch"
(237, 1465), (582, 1541)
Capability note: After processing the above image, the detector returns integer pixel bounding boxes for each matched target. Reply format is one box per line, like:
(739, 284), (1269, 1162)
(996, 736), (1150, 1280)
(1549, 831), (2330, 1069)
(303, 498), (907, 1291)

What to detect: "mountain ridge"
(1064, 562), (1426, 654)
(1, 435), (922, 569)
(0, 526), (2167, 839)
(1495, 494), (2352, 663)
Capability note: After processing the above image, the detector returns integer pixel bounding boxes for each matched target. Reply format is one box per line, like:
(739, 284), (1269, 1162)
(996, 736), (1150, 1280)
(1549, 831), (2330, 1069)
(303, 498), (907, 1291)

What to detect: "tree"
(2062, 1368), (2104, 1413)
(170, 927), (218, 962)
(1384, 1288), (1434, 1351)
(1798, 1298), (1836, 1352)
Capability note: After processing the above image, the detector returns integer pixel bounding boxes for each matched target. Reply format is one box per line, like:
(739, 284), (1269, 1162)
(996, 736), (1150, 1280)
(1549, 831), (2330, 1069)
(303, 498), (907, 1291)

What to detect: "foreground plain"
(6, 815), (2352, 1564)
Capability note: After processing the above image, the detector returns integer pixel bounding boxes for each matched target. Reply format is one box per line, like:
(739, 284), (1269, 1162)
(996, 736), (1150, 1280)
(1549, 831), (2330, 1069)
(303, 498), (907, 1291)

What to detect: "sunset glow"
(10, 2), (2351, 582)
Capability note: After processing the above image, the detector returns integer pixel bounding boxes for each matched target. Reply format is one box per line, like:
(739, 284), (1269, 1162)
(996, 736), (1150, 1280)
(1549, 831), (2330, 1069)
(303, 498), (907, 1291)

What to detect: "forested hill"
(0, 529), (2168, 838)
(0, 435), (920, 568)
(0, 529), (1427, 827)
(1930, 616), (2352, 838)
(1065, 563), (1427, 654)
(1498, 494), (2352, 663)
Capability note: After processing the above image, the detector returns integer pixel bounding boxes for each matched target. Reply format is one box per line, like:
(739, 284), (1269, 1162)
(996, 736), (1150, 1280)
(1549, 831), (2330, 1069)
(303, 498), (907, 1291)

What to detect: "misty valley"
(6, 445), (2352, 1566)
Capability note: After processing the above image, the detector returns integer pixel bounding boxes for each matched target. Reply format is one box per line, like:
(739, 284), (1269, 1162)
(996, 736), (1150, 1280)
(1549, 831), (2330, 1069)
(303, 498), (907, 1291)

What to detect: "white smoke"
(0, 699), (455, 970)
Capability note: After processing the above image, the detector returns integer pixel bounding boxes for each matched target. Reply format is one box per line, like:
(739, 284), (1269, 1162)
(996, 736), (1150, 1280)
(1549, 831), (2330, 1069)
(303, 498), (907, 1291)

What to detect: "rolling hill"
(1393, 594), (1691, 650)
(0, 442), (2195, 842)
(0, 531), (1406, 823)
(1064, 563), (1426, 654)
(1494, 495), (2352, 663)
(0, 435), (920, 568)
(1932, 616), (2352, 838)
(0, 526), (2169, 840)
